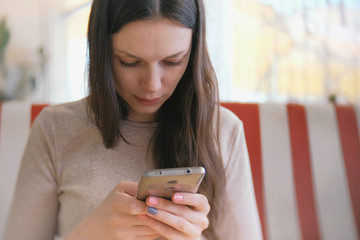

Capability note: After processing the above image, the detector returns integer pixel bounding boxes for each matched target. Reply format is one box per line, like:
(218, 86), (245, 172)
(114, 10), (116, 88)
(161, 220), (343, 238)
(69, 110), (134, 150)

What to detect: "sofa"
(0, 101), (359, 240)
(221, 102), (360, 240)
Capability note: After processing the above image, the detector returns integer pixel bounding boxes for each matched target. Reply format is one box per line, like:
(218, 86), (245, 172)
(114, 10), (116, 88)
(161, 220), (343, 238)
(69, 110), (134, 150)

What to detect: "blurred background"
(0, 0), (359, 105)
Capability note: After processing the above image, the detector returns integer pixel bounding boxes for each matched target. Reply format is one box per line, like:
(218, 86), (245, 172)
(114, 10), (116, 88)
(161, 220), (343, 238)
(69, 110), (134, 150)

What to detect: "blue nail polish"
(147, 206), (158, 215)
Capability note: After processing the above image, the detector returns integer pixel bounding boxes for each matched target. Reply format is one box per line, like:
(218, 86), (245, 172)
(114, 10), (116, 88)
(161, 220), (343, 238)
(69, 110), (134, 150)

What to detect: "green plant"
(0, 17), (10, 65)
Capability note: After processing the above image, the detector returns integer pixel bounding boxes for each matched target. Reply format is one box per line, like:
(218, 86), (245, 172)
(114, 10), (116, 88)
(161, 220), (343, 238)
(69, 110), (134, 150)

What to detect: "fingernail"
(148, 197), (158, 205)
(147, 206), (158, 215)
(173, 193), (184, 202)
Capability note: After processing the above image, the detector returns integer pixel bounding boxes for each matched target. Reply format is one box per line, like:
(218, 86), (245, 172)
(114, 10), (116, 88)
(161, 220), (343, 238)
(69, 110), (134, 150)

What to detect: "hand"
(65, 181), (161, 240)
(140, 192), (210, 240)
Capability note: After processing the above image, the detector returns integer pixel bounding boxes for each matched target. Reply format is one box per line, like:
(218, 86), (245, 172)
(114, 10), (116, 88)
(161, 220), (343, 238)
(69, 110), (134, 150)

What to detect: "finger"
(112, 191), (147, 216)
(146, 196), (202, 225)
(131, 225), (160, 235)
(146, 196), (209, 228)
(115, 181), (139, 197)
(109, 213), (149, 228)
(134, 234), (161, 240)
(146, 206), (199, 237)
(144, 210), (200, 240)
(126, 225), (161, 240)
(172, 193), (210, 214)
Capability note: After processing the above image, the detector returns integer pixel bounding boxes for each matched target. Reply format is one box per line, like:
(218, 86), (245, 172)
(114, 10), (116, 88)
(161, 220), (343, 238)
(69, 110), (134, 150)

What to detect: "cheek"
(112, 66), (136, 90)
(164, 68), (186, 90)
(113, 73), (132, 97)
(112, 62), (121, 86)
(170, 61), (189, 83)
(175, 64), (188, 83)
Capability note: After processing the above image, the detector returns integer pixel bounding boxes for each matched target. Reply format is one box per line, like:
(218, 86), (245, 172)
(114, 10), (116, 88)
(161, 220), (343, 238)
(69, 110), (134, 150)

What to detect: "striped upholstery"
(222, 102), (360, 240)
(0, 102), (359, 240)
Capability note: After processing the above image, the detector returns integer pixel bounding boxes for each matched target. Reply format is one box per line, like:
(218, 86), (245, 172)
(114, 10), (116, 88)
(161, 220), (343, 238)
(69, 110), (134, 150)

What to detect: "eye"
(164, 60), (183, 67)
(119, 59), (139, 68)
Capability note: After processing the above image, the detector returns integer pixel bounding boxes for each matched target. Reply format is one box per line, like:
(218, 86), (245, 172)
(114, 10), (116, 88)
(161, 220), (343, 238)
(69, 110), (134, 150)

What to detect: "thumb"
(116, 181), (138, 197)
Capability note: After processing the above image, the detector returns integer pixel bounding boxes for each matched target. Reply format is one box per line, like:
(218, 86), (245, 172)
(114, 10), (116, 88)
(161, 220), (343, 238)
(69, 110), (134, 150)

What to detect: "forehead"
(112, 18), (193, 59)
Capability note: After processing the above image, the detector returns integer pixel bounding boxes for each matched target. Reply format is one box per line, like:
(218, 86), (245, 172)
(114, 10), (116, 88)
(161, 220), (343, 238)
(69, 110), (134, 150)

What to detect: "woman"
(4, 0), (262, 239)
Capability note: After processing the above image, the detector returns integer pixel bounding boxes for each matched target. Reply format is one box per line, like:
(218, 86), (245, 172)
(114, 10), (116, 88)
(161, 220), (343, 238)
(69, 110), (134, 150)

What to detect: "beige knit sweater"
(3, 99), (262, 240)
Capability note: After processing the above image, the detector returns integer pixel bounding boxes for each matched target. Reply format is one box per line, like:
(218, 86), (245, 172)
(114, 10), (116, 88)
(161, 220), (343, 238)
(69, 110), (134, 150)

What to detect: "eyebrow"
(114, 49), (189, 60)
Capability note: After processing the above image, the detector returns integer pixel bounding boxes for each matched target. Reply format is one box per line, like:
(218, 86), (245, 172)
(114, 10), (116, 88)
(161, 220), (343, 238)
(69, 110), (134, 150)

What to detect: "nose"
(141, 64), (162, 92)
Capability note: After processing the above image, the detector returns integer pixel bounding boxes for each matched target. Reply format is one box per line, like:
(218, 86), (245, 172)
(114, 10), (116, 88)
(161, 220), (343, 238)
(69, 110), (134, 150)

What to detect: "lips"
(135, 96), (162, 106)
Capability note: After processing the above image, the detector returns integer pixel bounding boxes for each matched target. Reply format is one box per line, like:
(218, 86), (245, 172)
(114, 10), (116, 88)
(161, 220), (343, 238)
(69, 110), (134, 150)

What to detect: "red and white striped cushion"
(0, 102), (359, 240)
(222, 102), (360, 240)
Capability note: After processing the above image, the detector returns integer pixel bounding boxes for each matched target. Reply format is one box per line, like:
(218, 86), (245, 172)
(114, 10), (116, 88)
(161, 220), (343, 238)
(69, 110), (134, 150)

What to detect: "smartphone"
(136, 166), (206, 201)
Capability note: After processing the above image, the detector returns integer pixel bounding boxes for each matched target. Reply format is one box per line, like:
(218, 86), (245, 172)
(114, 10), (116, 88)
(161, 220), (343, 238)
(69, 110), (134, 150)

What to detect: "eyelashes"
(164, 60), (183, 66)
(119, 59), (183, 68)
(119, 60), (138, 68)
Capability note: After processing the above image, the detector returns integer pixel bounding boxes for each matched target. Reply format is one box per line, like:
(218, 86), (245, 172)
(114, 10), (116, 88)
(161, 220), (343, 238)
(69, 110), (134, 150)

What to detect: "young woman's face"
(112, 18), (193, 122)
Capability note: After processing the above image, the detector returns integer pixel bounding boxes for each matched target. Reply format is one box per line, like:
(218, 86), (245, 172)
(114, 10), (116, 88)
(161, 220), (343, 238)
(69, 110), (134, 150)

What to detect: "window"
(227, 0), (360, 104)
(48, 0), (91, 103)
(48, 0), (360, 104)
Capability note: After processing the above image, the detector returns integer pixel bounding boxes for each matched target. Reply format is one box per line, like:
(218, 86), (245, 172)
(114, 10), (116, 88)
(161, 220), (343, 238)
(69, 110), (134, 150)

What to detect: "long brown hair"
(87, 0), (225, 238)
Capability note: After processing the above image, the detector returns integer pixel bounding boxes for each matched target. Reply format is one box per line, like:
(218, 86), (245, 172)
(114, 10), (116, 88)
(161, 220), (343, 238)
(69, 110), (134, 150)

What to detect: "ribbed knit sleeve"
(213, 107), (263, 239)
(3, 108), (59, 240)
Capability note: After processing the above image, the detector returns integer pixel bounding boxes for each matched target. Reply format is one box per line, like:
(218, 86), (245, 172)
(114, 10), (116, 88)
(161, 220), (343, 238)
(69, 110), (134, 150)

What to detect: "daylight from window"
(57, 0), (360, 104)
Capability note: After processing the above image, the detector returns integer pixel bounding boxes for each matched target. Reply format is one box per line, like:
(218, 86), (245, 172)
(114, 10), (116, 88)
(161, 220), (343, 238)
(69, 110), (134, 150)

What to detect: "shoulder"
(32, 98), (95, 138)
(218, 105), (244, 133)
(35, 98), (88, 125)
(217, 105), (247, 167)
(42, 98), (87, 119)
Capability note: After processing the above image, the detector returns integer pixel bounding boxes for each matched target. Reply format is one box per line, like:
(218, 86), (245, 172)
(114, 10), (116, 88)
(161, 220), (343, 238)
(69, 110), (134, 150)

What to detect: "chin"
(133, 105), (160, 115)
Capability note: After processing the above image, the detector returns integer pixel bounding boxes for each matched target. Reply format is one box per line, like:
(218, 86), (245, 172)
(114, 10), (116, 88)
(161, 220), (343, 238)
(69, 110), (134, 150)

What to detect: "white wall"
(0, 0), (44, 66)
(0, 0), (48, 100)
(205, 0), (233, 100)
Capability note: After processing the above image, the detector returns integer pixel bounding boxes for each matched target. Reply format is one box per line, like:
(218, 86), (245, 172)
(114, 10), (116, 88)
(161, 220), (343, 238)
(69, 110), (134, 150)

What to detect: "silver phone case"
(136, 167), (206, 201)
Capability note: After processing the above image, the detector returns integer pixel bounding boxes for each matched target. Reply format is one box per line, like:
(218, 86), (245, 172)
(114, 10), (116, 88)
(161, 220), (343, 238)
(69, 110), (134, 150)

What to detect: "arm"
(217, 114), (263, 239)
(66, 181), (160, 240)
(139, 192), (210, 240)
(3, 110), (59, 240)
(134, 110), (262, 240)
(4, 109), (160, 240)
